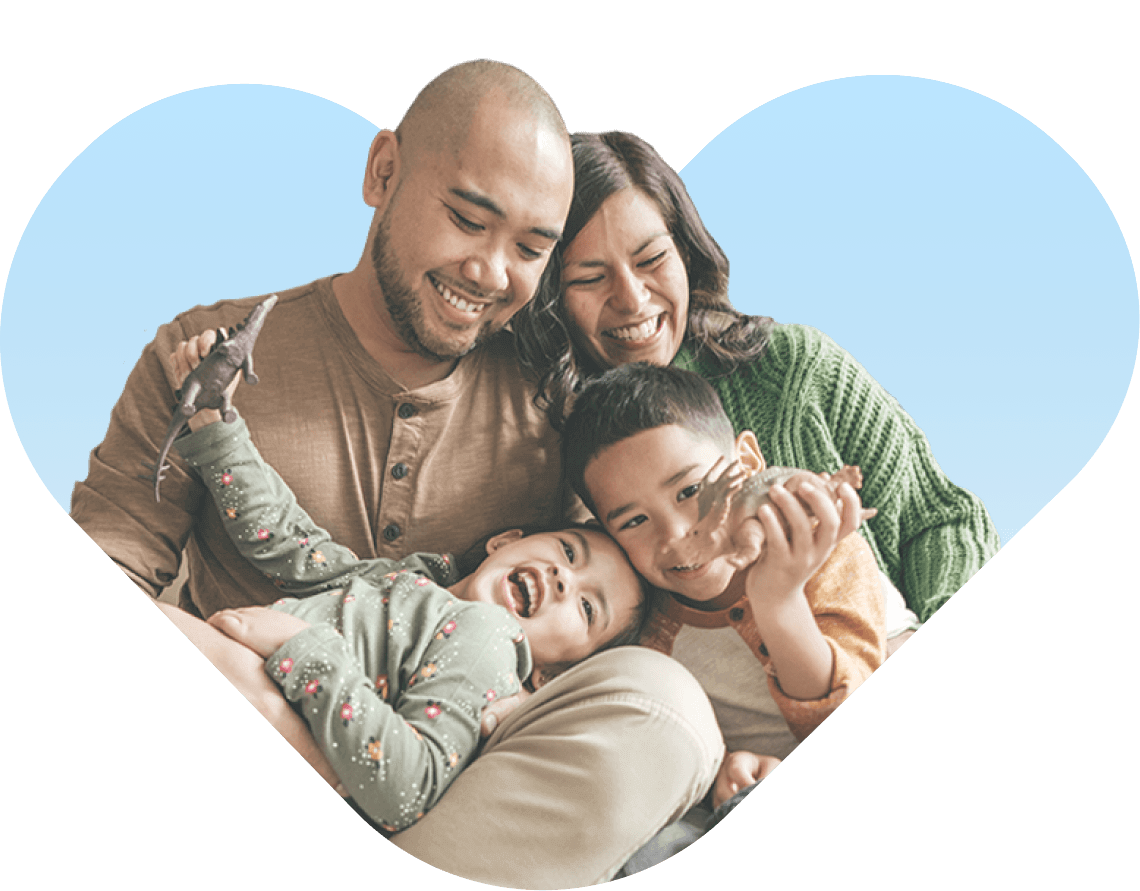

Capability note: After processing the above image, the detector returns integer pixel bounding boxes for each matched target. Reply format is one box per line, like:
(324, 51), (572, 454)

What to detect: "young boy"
(563, 362), (886, 805)
(159, 332), (649, 834)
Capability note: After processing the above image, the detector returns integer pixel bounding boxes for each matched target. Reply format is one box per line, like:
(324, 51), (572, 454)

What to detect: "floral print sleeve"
(175, 414), (374, 594)
(267, 584), (530, 831)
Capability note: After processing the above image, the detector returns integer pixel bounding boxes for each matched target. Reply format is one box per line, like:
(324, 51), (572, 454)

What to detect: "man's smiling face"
(369, 102), (573, 362)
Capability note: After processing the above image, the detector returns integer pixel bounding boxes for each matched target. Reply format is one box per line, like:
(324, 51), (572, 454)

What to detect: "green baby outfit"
(176, 416), (530, 832)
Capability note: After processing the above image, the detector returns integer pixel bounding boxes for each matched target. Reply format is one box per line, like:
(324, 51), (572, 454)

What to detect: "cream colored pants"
(392, 646), (724, 889)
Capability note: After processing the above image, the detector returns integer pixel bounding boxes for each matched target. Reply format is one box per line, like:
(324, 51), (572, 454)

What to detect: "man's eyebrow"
(570, 530), (612, 631)
(449, 188), (561, 242)
(565, 232), (670, 269)
(603, 463), (700, 526)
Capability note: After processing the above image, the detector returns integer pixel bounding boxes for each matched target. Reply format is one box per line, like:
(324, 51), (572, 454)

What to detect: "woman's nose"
(609, 267), (650, 314)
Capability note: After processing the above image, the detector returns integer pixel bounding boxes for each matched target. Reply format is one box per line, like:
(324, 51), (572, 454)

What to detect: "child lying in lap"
(159, 332), (648, 833)
(563, 362), (886, 809)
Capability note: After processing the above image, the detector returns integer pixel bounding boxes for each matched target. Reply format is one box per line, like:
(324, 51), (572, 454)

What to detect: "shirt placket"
(377, 398), (426, 557)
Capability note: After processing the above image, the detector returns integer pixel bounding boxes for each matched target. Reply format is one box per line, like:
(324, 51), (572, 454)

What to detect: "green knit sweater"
(675, 323), (999, 622)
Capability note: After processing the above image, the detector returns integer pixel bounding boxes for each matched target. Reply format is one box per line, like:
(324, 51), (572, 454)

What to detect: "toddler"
(160, 332), (648, 833)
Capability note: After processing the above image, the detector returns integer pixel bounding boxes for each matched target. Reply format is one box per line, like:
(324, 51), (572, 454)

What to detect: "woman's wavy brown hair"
(513, 131), (774, 429)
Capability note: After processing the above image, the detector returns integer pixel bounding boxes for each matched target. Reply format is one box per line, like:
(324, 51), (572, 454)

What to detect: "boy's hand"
(712, 750), (780, 809)
(208, 606), (310, 658)
(746, 478), (844, 606)
(168, 328), (238, 430)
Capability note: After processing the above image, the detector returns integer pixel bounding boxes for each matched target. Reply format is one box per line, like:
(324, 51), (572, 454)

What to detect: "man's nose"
(460, 245), (510, 295)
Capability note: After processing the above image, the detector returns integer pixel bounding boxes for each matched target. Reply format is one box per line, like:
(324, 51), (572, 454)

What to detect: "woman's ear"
(486, 529), (525, 554)
(734, 430), (765, 475)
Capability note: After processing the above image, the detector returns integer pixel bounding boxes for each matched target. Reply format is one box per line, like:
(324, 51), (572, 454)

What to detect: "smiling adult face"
(365, 93), (574, 363)
(561, 188), (690, 370)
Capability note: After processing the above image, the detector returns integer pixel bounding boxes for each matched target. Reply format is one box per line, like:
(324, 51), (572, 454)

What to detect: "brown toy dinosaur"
(676, 460), (876, 570)
(151, 294), (278, 502)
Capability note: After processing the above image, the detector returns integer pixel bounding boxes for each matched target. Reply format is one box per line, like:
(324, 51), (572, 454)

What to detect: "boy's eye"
(564, 273), (604, 288)
(561, 539), (576, 563)
(581, 597), (594, 625)
(677, 484), (700, 502)
(618, 514), (647, 532)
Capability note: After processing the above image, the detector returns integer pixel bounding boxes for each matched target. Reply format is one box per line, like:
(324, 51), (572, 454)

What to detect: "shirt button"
(383, 523), (402, 542)
(397, 403), (417, 419)
(729, 607), (744, 622)
(391, 463), (409, 480)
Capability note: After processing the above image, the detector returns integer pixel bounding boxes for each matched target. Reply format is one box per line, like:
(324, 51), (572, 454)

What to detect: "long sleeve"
(755, 534), (886, 740)
(686, 324), (1000, 622)
(267, 594), (527, 831)
(175, 413), (373, 594)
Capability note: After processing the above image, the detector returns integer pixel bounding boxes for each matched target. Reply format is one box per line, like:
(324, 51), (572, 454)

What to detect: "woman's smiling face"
(561, 188), (690, 370)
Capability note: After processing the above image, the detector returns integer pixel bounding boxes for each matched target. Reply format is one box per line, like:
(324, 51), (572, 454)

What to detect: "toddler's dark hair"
(456, 521), (651, 657)
(563, 362), (736, 517)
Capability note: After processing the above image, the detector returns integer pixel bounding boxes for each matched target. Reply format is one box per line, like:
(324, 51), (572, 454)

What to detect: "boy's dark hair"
(455, 520), (651, 658)
(563, 363), (736, 518)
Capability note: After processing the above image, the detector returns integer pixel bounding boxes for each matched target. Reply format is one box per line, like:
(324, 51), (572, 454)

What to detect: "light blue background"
(2, 78), (1136, 546)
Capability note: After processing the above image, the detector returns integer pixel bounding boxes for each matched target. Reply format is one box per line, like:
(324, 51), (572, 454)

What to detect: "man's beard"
(370, 210), (493, 362)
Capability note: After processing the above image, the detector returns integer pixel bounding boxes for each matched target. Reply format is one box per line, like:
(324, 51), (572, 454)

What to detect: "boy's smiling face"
(585, 424), (760, 603)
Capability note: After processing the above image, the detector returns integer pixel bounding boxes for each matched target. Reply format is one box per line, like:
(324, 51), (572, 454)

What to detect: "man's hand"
(712, 750), (780, 809)
(168, 328), (238, 431)
(208, 605), (311, 658)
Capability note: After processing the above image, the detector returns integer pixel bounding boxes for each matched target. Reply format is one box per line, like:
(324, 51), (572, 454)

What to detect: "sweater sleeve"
(763, 533), (885, 740)
(266, 605), (525, 831)
(814, 330), (999, 621)
(175, 414), (370, 594)
(761, 326), (999, 622)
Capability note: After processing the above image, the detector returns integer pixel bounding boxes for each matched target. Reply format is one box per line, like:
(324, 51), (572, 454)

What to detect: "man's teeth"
(672, 563), (701, 572)
(606, 315), (660, 342)
(433, 278), (487, 315)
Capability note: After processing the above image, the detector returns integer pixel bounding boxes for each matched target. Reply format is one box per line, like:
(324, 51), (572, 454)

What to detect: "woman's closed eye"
(637, 249), (668, 268)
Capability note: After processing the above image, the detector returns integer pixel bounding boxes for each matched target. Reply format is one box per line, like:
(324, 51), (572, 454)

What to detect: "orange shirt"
(641, 532), (886, 755)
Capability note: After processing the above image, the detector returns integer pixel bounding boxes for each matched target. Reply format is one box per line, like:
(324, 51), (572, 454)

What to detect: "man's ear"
(734, 430), (765, 475)
(363, 129), (401, 209)
(486, 529), (525, 554)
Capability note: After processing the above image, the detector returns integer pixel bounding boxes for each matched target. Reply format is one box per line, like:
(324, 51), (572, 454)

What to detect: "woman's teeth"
(433, 278), (487, 315)
(605, 315), (661, 342)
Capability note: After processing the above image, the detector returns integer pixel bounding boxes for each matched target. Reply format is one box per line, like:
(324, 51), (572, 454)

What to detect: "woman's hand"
(712, 750), (780, 809)
(208, 606), (311, 658)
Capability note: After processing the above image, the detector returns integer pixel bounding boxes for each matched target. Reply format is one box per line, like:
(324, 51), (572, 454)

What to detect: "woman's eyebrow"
(565, 233), (671, 270)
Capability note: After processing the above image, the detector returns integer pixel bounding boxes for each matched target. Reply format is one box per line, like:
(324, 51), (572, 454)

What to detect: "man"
(72, 60), (722, 887)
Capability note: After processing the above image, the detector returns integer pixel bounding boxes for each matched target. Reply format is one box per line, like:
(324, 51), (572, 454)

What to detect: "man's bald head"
(395, 60), (568, 164)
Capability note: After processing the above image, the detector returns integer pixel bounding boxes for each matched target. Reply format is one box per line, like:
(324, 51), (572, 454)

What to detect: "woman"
(514, 131), (998, 625)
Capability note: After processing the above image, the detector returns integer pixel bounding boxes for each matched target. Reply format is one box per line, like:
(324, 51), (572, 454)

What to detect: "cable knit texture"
(675, 323), (999, 622)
